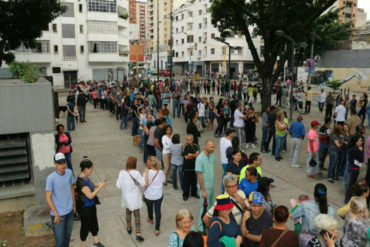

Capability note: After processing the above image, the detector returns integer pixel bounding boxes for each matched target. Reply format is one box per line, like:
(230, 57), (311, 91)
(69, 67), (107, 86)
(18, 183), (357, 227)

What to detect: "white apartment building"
(172, 0), (264, 77)
(3, 0), (130, 89)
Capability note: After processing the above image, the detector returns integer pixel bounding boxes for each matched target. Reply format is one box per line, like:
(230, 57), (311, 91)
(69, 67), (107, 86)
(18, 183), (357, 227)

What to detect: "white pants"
(290, 138), (302, 165)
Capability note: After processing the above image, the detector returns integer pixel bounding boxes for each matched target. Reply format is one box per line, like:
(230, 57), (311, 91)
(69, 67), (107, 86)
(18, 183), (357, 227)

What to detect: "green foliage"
(9, 62), (40, 83)
(0, 0), (65, 66)
(209, 0), (339, 109)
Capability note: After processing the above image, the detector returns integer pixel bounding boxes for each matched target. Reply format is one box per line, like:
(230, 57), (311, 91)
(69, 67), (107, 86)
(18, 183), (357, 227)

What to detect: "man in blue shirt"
(161, 87), (171, 107)
(45, 153), (75, 247)
(289, 115), (305, 168)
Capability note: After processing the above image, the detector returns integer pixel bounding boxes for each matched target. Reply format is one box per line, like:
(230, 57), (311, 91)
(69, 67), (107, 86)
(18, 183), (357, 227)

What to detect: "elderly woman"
(307, 214), (338, 247)
(168, 209), (194, 247)
(260, 205), (298, 247)
(341, 197), (370, 247)
(338, 182), (369, 219)
(292, 183), (336, 246)
(207, 195), (242, 247)
(116, 156), (145, 242)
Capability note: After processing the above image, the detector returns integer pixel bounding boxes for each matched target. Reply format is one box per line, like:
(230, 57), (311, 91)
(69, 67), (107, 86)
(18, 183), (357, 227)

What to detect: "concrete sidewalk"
(62, 98), (365, 247)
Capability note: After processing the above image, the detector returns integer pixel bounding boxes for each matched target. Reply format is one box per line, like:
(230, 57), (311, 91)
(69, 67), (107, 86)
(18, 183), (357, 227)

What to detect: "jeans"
(67, 116), (75, 131)
(306, 152), (319, 176)
(172, 165), (184, 190)
(345, 169), (360, 203)
(221, 163), (227, 193)
(78, 104), (86, 122)
(319, 144), (329, 169)
(145, 197), (163, 231)
(173, 100), (181, 118)
(359, 108), (366, 125)
(214, 117), (224, 136)
(367, 110), (370, 128)
(318, 102), (324, 112)
(305, 101), (311, 113)
(274, 135), (284, 158)
(261, 126), (268, 152)
(290, 138), (302, 165)
(139, 129), (144, 151)
(155, 147), (162, 163)
(131, 116), (138, 136)
(327, 150), (339, 180)
(336, 147), (347, 178)
(282, 134), (287, 151)
(64, 152), (73, 172)
(199, 116), (206, 129)
(51, 210), (74, 247)
(120, 115), (128, 129)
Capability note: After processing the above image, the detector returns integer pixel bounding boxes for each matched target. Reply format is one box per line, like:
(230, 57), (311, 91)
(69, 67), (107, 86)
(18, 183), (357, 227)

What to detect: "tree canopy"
(210, 0), (349, 109)
(0, 0), (65, 66)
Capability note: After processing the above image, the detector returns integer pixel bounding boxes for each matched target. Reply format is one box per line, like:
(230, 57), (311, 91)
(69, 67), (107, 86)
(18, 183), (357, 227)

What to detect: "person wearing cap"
(45, 153), (76, 247)
(307, 120), (320, 178)
(203, 175), (249, 227)
(289, 115), (305, 168)
(195, 140), (216, 232)
(206, 194), (243, 247)
(220, 128), (235, 193)
(333, 99), (346, 125)
(241, 191), (273, 247)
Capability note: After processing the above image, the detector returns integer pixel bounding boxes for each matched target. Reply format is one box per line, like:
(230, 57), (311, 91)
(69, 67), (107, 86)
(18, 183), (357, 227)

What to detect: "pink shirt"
(307, 129), (319, 153)
(58, 133), (71, 154)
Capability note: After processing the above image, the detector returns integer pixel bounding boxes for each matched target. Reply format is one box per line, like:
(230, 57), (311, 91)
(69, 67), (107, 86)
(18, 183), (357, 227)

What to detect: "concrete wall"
(318, 49), (370, 68)
(0, 82), (54, 135)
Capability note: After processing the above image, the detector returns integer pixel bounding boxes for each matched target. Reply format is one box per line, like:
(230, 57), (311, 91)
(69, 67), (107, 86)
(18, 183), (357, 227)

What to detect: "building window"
(16, 41), (50, 53)
(61, 2), (74, 17)
(181, 26), (184, 32)
(88, 41), (117, 53)
(80, 45), (84, 53)
(187, 35), (194, 43)
(79, 4), (83, 12)
(181, 39), (184, 44)
(80, 25), (83, 33)
(88, 0), (116, 13)
(198, 37), (201, 42)
(54, 45), (58, 54)
(63, 45), (76, 60)
(181, 51), (184, 57)
(88, 21), (118, 33)
(211, 33), (215, 39)
(52, 24), (57, 32)
(198, 10), (202, 15)
(211, 48), (215, 54)
(181, 14), (184, 20)
(176, 40), (178, 45)
(175, 52), (178, 57)
(176, 28), (178, 33)
(199, 23), (202, 29)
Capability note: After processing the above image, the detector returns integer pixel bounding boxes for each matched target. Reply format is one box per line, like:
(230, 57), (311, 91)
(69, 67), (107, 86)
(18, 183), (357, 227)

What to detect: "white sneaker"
(291, 164), (301, 168)
(246, 143), (250, 149)
(252, 144), (256, 149)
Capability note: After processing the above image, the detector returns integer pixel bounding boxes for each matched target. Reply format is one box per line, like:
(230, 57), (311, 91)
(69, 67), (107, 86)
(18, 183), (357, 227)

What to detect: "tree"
(0, 0), (65, 66)
(210, 0), (340, 110)
(9, 61), (40, 83)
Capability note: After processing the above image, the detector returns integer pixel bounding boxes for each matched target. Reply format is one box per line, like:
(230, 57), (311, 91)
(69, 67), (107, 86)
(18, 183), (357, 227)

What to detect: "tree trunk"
(260, 76), (273, 112)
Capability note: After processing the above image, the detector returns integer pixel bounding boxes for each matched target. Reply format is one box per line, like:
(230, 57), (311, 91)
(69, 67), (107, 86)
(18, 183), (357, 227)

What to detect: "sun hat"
(215, 194), (234, 210)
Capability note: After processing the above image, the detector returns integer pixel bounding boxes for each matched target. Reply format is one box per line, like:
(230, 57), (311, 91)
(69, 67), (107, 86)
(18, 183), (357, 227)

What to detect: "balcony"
(88, 53), (121, 62)
(14, 53), (52, 63)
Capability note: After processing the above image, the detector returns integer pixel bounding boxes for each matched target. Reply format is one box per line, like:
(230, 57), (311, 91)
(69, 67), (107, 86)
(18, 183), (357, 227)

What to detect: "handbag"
(270, 229), (289, 247)
(309, 158), (317, 167)
(142, 170), (160, 202)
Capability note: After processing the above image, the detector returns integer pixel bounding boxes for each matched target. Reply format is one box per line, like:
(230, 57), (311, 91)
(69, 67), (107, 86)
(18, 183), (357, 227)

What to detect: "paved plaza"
(59, 94), (367, 247)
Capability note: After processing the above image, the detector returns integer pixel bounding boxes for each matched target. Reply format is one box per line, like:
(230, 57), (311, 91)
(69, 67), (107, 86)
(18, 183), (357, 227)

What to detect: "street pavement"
(59, 93), (368, 247)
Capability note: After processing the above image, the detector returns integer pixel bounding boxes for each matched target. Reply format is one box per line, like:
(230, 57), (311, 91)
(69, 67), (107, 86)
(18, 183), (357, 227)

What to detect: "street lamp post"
(214, 37), (233, 100)
(275, 30), (307, 121)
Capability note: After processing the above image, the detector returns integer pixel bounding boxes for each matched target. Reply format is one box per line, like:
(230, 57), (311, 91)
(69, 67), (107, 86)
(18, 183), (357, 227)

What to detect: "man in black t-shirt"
(182, 134), (200, 201)
(154, 118), (166, 162)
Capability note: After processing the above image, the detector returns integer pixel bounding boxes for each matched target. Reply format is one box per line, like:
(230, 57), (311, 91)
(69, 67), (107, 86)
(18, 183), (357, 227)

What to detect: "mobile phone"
(320, 230), (332, 238)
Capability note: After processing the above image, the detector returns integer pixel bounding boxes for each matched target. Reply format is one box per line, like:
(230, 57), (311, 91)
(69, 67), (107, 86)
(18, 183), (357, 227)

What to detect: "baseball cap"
(311, 120), (320, 127)
(225, 128), (236, 136)
(54, 153), (66, 164)
(249, 191), (264, 204)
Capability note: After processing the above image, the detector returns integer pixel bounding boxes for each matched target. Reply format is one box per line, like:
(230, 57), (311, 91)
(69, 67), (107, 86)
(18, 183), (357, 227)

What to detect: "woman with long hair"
(274, 112), (288, 161)
(327, 124), (343, 183)
(292, 183), (336, 246)
(214, 98), (225, 138)
(245, 107), (258, 149)
(162, 125), (173, 184)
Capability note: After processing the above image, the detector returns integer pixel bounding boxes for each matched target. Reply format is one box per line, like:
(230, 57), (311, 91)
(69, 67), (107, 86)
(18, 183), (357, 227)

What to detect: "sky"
(357, 0), (369, 20)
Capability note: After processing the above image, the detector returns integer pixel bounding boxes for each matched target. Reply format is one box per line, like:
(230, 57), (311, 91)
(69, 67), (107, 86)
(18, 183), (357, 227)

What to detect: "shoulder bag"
(142, 170), (159, 202)
(270, 229), (289, 247)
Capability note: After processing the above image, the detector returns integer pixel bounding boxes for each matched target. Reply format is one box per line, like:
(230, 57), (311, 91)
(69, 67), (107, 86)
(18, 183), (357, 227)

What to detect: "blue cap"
(250, 191), (264, 204)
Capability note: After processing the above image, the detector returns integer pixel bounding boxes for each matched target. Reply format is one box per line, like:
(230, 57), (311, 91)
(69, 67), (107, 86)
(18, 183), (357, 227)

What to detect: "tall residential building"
(172, 0), (263, 77)
(129, 0), (146, 41)
(334, 0), (358, 29)
(147, 0), (172, 71)
(356, 8), (368, 29)
(2, 0), (130, 89)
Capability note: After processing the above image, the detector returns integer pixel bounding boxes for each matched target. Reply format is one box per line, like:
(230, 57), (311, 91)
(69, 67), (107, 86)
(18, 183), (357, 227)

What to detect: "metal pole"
(156, 0), (159, 83)
(228, 45), (231, 100)
(289, 41), (295, 121)
(307, 32), (315, 85)
(169, 0), (173, 86)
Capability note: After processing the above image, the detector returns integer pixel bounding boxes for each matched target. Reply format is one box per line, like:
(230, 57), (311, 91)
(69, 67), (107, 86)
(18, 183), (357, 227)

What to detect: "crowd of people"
(46, 78), (370, 247)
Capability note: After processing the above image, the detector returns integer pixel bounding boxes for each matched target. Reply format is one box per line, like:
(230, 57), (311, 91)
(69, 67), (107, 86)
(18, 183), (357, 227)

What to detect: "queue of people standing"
(47, 78), (370, 247)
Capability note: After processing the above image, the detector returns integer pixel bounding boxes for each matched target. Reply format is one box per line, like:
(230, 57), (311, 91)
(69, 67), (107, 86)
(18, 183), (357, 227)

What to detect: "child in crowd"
(290, 194), (311, 233)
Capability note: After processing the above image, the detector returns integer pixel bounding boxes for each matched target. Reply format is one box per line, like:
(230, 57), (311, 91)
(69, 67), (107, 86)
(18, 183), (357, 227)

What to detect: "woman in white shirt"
(169, 134), (184, 191)
(162, 125), (173, 185)
(144, 156), (166, 236)
(116, 156), (145, 242)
